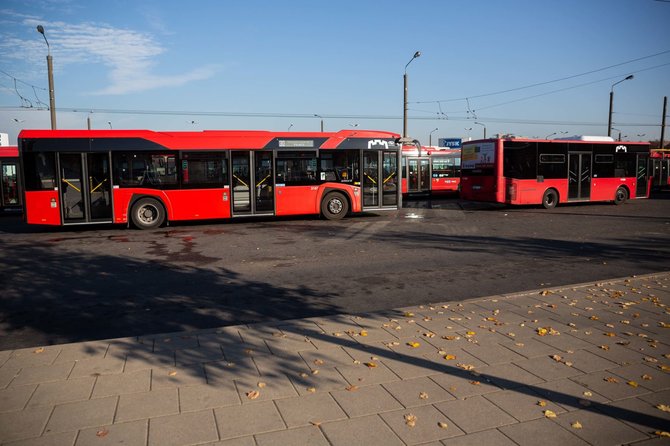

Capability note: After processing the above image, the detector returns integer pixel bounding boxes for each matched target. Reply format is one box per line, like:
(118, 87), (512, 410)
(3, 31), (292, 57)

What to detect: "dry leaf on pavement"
(404, 413), (417, 427)
(246, 390), (260, 400)
(571, 421), (583, 429)
(544, 410), (557, 418)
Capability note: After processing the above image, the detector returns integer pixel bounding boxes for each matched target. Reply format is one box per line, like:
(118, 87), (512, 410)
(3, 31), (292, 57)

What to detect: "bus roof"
(0, 146), (18, 157)
(17, 129), (401, 150)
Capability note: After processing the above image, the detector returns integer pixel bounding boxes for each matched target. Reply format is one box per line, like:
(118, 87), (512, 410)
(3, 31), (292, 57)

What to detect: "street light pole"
(429, 127), (438, 146)
(314, 114), (324, 132)
(37, 25), (56, 130)
(608, 75), (634, 137)
(474, 122), (486, 139)
(403, 51), (421, 138)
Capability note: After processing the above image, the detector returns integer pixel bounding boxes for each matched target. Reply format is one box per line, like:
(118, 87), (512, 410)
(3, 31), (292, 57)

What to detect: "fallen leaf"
(444, 354), (456, 360)
(407, 342), (421, 348)
(423, 332), (435, 338)
(306, 387), (316, 393)
(33, 347), (45, 354)
(456, 363), (475, 371)
(544, 410), (557, 418)
(571, 421), (583, 429)
(310, 420), (322, 427)
(604, 377), (619, 383)
(257, 382), (267, 388)
(661, 365), (670, 372)
(470, 381), (481, 385)
(537, 328), (548, 336)
(599, 345), (610, 351)
(96, 429), (109, 438)
(437, 421), (448, 429)
(168, 370), (177, 377)
(627, 381), (639, 388)
(656, 404), (670, 413)
(644, 357), (658, 363)
(314, 359), (324, 366)
(604, 332), (616, 337)
(642, 374), (653, 381)
(659, 322), (670, 328)
(537, 400), (547, 407)
(246, 390), (260, 400)
(404, 312), (415, 318)
(419, 392), (429, 400)
(655, 431), (670, 437)
(583, 391), (593, 397)
(550, 354), (563, 362)
(360, 330), (368, 337)
(466, 331), (476, 336)
(364, 362), (377, 368)
(404, 413), (417, 428)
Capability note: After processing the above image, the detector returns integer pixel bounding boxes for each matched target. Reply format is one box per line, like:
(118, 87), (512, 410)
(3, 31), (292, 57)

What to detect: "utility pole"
(661, 96), (667, 150)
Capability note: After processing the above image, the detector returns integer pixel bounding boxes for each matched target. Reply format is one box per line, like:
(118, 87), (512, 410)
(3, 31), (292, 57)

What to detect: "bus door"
(568, 152), (591, 201)
(406, 157), (430, 193)
(1, 159), (20, 208)
(362, 150), (398, 208)
(636, 153), (648, 197)
(230, 151), (274, 216)
(58, 152), (112, 224)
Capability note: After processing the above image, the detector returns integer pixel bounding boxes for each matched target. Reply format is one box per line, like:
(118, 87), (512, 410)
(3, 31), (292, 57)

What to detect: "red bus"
(1, 146), (21, 212)
(18, 129), (401, 229)
(651, 149), (670, 189)
(401, 145), (460, 195)
(460, 136), (651, 208)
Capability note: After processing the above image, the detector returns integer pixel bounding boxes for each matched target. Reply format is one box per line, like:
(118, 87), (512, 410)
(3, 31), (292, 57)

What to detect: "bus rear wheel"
(321, 192), (349, 220)
(131, 197), (165, 229)
(614, 187), (628, 205)
(542, 189), (558, 209)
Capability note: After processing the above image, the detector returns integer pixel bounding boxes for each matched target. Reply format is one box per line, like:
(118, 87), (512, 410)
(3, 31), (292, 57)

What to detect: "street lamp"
(608, 75), (634, 137)
(403, 50), (421, 138)
(36, 25), (56, 130)
(314, 114), (324, 132)
(464, 127), (472, 141)
(288, 123), (293, 131)
(611, 127), (622, 141)
(474, 122), (487, 139)
(545, 132), (557, 139)
(107, 121), (112, 129)
(429, 127), (439, 146)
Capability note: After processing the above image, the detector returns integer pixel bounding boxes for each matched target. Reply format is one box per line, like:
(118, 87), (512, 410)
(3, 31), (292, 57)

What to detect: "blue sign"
(438, 138), (462, 149)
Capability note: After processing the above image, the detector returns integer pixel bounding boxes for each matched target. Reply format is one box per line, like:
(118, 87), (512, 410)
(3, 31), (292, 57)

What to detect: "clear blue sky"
(1, 0), (669, 145)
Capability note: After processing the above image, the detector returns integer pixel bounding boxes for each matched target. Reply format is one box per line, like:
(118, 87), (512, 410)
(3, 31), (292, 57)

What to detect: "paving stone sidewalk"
(1, 272), (669, 446)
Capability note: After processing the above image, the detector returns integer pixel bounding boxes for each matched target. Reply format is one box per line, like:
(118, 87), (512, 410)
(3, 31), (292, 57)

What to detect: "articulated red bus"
(460, 136), (651, 208)
(0, 146), (21, 212)
(18, 129), (402, 229)
(651, 149), (670, 189)
(401, 146), (460, 195)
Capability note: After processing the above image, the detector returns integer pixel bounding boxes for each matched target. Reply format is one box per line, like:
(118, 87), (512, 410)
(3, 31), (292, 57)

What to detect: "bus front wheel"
(321, 192), (349, 220)
(131, 197), (166, 229)
(614, 187), (628, 205)
(542, 189), (558, 209)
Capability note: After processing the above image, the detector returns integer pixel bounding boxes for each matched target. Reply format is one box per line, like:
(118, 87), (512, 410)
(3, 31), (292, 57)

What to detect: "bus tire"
(131, 197), (166, 229)
(614, 187), (628, 205)
(321, 192), (349, 220)
(542, 189), (558, 209)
